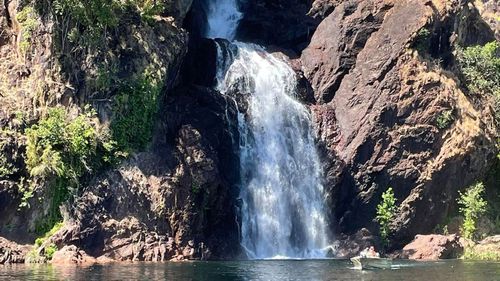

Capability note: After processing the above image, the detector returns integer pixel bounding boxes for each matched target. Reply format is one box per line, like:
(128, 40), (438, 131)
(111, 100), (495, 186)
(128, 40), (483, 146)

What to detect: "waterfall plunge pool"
(1, 259), (499, 280)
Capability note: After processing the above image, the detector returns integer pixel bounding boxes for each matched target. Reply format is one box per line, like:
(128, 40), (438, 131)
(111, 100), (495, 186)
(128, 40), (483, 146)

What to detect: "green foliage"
(457, 42), (500, 120)
(51, 0), (164, 48)
(413, 28), (431, 53)
(24, 107), (116, 233)
(52, 0), (121, 46)
(29, 221), (64, 260)
(26, 108), (97, 180)
(32, 222), (62, 260)
(44, 244), (57, 260)
(436, 110), (454, 129)
(463, 246), (500, 261)
(458, 183), (488, 240)
(111, 72), (162, 151)
(34, 221), (63, 247)
(191, 181), (201, 194)
(0, 140), (17, 178)
(457, 41), (500, 97)
(376, 187), (397, 246)
(128, 0), (165, 24)
(16, 6), (39, 55)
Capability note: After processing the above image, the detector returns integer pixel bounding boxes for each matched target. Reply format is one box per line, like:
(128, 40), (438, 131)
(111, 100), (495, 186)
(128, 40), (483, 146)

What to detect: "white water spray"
(204, 0), (330, 259)
(205, 0), (243, 40)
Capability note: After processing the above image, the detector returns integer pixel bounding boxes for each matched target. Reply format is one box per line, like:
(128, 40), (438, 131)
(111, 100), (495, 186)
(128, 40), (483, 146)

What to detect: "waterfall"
(205, 0), (242, 40)
(204, 0), (330, 259)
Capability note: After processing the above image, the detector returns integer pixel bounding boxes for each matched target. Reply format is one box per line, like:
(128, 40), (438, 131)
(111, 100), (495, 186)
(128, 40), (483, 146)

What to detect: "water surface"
(2, 259), (500, 281)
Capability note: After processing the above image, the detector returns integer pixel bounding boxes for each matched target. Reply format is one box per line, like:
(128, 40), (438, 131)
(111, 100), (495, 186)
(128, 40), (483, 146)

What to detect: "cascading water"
(205, 0), (243, 40)
(204, 0), (330, 259)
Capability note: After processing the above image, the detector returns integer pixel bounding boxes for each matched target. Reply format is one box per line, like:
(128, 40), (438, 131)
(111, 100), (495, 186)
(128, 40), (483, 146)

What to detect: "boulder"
(0, 237), (31, 264)
(399, 234), (463, 260)
(51, 245), (97, 265)
(471, 235), (500, 255)
(329, 228), (378, 258)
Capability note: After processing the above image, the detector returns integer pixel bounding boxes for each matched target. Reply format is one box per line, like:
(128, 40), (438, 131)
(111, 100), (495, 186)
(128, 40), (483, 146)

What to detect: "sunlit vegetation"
(376, 187), (397, 247)
(16, 6), (38, 55)
(456, 41), (500, 119)
(458, 182), (488, 240)
(436, 109), (454, 129)
(24, 107), (118, 233)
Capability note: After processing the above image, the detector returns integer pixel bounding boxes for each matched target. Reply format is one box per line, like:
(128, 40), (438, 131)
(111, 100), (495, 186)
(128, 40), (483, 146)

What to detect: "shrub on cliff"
(25, 107), (117, 233)
(376, 187), (397, 246)
(111, 71), (162, 152)
(458, 182), (488, 240)
(49, 0), (165, 48)
(456, 41), (500, 117)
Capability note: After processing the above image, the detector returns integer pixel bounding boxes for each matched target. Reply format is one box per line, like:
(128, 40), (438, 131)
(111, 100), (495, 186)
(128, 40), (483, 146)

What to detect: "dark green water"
(1, 259), (500, 281)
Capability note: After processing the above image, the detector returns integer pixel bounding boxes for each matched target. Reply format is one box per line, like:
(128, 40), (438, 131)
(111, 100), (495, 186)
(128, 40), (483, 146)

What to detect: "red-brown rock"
(51, 245), (97, 265)
(302, 0), (497, 246)
(399, 234), (463, 260)
(0, 237), (31, 264)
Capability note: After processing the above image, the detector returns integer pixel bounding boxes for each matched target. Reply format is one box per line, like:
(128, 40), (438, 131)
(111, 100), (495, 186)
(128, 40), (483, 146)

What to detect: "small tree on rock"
(376, 187), (397, 247)
(458, 182), (487, 240)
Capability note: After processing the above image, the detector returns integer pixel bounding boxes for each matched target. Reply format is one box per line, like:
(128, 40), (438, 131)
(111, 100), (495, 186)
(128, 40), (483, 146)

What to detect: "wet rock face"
(50, 86), (241, 261)
(303, 0), (497, 246)
(398, 234), (463, 260)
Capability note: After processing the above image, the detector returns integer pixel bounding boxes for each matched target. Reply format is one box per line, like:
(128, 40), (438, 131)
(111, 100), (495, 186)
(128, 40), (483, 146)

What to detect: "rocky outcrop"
(397, 234), (463, 260)
(51, 245), (97, 265)
(0, 0), (498, 264)
(329, 228), (379, 258)
(46, 85), (241, 262)
(462, 235), (500, 260)
(303, 0), (498, 246)
(476, 0), (499, 39)
(302, 0), (393, 104)
(236, 0), (320, 53)
(0, 237), (31, 264)
(0, 0), (205, 263)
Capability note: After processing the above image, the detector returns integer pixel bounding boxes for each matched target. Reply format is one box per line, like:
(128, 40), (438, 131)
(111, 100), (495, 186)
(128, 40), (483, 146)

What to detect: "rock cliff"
(0, 0), (498, 263)
(302, 0), (497, 246)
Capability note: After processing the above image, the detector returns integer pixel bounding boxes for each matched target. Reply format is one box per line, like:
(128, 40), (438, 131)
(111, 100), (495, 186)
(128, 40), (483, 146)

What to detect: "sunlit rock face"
(302, 0), (497, 247)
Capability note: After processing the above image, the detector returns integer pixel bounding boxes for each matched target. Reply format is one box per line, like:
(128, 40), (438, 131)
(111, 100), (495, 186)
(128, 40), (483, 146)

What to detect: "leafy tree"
(456, 42), (500, 120)
(456, 41), (500, 97)
(458, 182), (487, 240)
(376, 187), (397, 246)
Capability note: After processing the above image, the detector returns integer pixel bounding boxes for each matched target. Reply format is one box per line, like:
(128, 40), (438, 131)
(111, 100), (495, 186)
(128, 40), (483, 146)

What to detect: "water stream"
(204, 0), (330, 259)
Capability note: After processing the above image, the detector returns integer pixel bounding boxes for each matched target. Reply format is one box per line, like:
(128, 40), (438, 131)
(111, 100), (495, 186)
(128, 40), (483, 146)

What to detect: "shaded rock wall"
(236, 0), (320, 53)
(51, 86), (241, 260)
